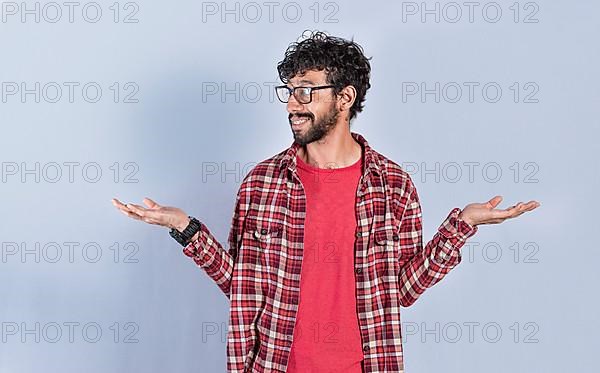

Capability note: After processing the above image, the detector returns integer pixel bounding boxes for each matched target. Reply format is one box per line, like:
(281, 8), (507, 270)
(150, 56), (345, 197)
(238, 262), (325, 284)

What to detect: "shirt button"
(355, 231), (362, 238)
(261, 228), (268, 235)
(393, 235), (399, 241)
(355, 268), (362, 274)
(363, 344), (370, 352)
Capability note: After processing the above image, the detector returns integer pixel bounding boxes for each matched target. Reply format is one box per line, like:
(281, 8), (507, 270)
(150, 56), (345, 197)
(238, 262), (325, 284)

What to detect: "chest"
(236, 174), (417, 291)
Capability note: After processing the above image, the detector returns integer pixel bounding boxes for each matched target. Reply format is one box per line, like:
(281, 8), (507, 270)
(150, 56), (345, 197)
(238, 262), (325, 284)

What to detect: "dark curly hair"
(277, 30), (372, 121)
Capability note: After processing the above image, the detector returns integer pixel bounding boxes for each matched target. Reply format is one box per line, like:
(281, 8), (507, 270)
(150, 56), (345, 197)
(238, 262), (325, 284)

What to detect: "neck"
(297, 123), (362, 169)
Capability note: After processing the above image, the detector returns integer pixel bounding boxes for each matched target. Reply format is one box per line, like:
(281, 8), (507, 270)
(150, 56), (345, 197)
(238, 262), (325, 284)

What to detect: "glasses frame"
(274, 84), (336, 104)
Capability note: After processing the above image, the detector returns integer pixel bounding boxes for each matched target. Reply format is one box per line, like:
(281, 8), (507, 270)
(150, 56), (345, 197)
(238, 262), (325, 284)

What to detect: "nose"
(286, 93), (304, 114)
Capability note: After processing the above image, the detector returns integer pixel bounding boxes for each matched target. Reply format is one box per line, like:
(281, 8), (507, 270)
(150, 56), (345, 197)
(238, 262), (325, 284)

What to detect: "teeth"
(292, 118), (308, 125)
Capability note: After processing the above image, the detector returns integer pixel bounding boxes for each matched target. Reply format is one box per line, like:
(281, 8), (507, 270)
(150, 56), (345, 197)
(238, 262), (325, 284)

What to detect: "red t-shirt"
(286, 153), (364, 373)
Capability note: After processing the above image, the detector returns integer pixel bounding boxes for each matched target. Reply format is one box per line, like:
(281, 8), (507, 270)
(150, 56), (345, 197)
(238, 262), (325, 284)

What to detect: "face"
(285, 70), (340, 146)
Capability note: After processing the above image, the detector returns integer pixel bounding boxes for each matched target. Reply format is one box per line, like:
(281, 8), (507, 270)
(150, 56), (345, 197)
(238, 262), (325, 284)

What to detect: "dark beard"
(291, 105), (340, 146)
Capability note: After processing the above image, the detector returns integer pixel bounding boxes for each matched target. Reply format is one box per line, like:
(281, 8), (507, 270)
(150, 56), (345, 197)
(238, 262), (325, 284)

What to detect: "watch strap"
(169, 216), (202, 247)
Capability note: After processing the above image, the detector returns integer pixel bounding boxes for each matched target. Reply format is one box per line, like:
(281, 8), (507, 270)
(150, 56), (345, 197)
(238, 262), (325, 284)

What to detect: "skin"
(112, 69), (540, 238)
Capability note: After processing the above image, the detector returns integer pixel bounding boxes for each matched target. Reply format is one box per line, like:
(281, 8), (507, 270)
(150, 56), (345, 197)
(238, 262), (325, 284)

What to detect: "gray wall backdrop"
(1, 0), (597, 372)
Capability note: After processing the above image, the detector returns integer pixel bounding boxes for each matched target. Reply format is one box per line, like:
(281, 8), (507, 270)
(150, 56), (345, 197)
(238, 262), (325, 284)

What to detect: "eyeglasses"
(274, 85), (335, 104)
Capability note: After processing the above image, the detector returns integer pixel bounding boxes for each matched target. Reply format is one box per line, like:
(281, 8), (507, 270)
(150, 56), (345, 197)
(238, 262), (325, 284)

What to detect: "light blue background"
(1, 0), (597, 372)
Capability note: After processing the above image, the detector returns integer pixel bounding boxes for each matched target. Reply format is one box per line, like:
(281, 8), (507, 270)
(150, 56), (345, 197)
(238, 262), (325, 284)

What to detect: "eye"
(298, 88), (311, 96)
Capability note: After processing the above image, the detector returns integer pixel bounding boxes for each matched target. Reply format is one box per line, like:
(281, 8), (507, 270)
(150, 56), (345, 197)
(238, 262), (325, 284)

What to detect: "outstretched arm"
(396, 181), (478, 307)
(111, 181), (250, 299)
(181, 184), (248, 299)
(396, 179), (540, 307)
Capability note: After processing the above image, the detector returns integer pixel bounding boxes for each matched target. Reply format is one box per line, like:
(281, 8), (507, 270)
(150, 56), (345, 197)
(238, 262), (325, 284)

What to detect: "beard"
(290, 104), (340, 146)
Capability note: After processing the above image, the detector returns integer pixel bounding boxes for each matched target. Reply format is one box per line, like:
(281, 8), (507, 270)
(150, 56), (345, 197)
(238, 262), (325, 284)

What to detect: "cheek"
(307, 102), (329, 117)
(302, 106), (316, 120)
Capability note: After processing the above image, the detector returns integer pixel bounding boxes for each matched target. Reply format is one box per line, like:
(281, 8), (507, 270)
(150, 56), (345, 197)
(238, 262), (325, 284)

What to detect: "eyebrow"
(288, 79), (319, 86)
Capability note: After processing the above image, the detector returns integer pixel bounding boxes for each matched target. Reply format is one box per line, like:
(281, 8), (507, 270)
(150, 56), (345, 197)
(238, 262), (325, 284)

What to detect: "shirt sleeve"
(397, 177), (478, 307)
(181, 180), (247, 299)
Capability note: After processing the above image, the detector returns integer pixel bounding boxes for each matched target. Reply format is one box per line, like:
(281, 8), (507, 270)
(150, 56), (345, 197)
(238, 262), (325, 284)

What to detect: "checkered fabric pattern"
(183, 132), (478, 372)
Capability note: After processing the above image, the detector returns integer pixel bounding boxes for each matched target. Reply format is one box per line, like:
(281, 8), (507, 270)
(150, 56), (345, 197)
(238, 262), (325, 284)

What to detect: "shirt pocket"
(373, 225), (400, 274)
(241, 217), (284, 268)
(243, 217), (284, 318)
(375, 224), (420, 271)
(375, 222), (424, 275)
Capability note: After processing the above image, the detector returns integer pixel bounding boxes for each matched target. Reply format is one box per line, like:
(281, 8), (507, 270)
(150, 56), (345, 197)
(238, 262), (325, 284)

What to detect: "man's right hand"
(111, 197), (191, 232)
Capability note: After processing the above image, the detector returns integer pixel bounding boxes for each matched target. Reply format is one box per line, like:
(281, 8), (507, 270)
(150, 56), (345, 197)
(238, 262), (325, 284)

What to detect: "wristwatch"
(169, 216), (202, 247)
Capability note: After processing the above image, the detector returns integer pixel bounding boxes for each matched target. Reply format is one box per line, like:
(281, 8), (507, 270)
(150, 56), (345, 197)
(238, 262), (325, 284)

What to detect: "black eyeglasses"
(275, 85), (335, 104)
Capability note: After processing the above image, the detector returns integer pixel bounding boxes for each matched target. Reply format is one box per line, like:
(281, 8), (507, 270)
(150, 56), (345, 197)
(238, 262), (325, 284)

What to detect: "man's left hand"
(458, 195), (540, 227)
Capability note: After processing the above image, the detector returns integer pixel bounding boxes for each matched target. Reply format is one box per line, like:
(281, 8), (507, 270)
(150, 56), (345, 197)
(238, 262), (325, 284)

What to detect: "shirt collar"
(279, 131), (382, 178)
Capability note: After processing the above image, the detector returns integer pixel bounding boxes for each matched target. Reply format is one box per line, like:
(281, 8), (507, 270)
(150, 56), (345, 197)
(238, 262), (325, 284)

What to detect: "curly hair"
(277, 30), (372, 121)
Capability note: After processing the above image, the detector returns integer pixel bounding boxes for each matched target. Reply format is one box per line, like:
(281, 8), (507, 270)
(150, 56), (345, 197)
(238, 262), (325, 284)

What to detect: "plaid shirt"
(183, 132), (478, 373)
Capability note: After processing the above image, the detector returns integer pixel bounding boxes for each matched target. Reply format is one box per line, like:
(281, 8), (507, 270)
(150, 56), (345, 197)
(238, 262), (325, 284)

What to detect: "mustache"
(289, 113), (314, 123)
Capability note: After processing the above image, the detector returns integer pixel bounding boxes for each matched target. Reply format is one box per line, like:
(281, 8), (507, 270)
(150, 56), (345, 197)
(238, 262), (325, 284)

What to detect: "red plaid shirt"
(183, 132), (478, 373)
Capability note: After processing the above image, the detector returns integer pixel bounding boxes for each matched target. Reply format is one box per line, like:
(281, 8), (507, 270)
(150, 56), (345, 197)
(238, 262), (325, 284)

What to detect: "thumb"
(487, 195), (503, 208)
(143, 197), (160, 208)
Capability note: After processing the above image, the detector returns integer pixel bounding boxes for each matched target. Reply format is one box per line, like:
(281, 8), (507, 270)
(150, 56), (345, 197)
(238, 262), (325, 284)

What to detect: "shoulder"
(370, 148), (416, 198)
(239, 148), (288, 190)
(369, 148), (421, 224)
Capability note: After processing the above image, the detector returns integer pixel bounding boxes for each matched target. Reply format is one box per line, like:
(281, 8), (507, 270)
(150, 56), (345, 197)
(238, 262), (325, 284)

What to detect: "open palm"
(111, 197), (189, 230)
(459, 195), (540, 226)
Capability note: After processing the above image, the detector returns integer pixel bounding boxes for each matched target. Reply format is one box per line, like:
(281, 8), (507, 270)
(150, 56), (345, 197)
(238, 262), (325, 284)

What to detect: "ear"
(337, 85), (357, 115)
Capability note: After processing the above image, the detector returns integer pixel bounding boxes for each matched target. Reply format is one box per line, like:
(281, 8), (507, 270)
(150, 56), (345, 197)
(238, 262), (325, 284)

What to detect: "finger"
(498, 202), (536, 219)
(120, 209), (142, 220)
(512, 201), (539, 211)
(519, 202), (540, 214)
(113, 199), (140, 215)
(143, 197), (160, 209)
(507, 201), (527, 211)
(126, 203), (147, 215)
(114, 204), (129, 213)
(112, 198), (127, 208)
(490, 207), (520, 219)
(127, 204), (163, 221)
(521, 202), (537, 211)
(487, 200), (540, 223)
(125, 204), (149, 218)
(513, 201), (536, 211)
(113, 200), (136, 214)
(486, 195), (503, 209)
(116, 205), (137, 215)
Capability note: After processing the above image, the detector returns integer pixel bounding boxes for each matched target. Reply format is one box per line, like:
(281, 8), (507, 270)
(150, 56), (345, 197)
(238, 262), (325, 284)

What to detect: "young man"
(112, 31), (539, 373)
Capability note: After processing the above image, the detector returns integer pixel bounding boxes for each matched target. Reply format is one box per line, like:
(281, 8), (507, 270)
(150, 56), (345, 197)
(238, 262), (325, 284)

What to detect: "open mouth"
(290, 117), (310, 129)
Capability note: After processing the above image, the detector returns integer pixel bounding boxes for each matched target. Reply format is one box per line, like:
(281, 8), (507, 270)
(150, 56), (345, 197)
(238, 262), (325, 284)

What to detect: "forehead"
(288, 69), (327, 85)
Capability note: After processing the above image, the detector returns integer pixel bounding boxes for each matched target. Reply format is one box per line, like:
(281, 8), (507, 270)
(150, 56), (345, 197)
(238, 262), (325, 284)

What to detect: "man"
(112, 31), (539, 373)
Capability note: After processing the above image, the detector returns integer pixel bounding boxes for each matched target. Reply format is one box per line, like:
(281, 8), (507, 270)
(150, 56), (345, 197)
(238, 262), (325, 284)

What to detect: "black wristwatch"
(169, 216), (202, 247)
